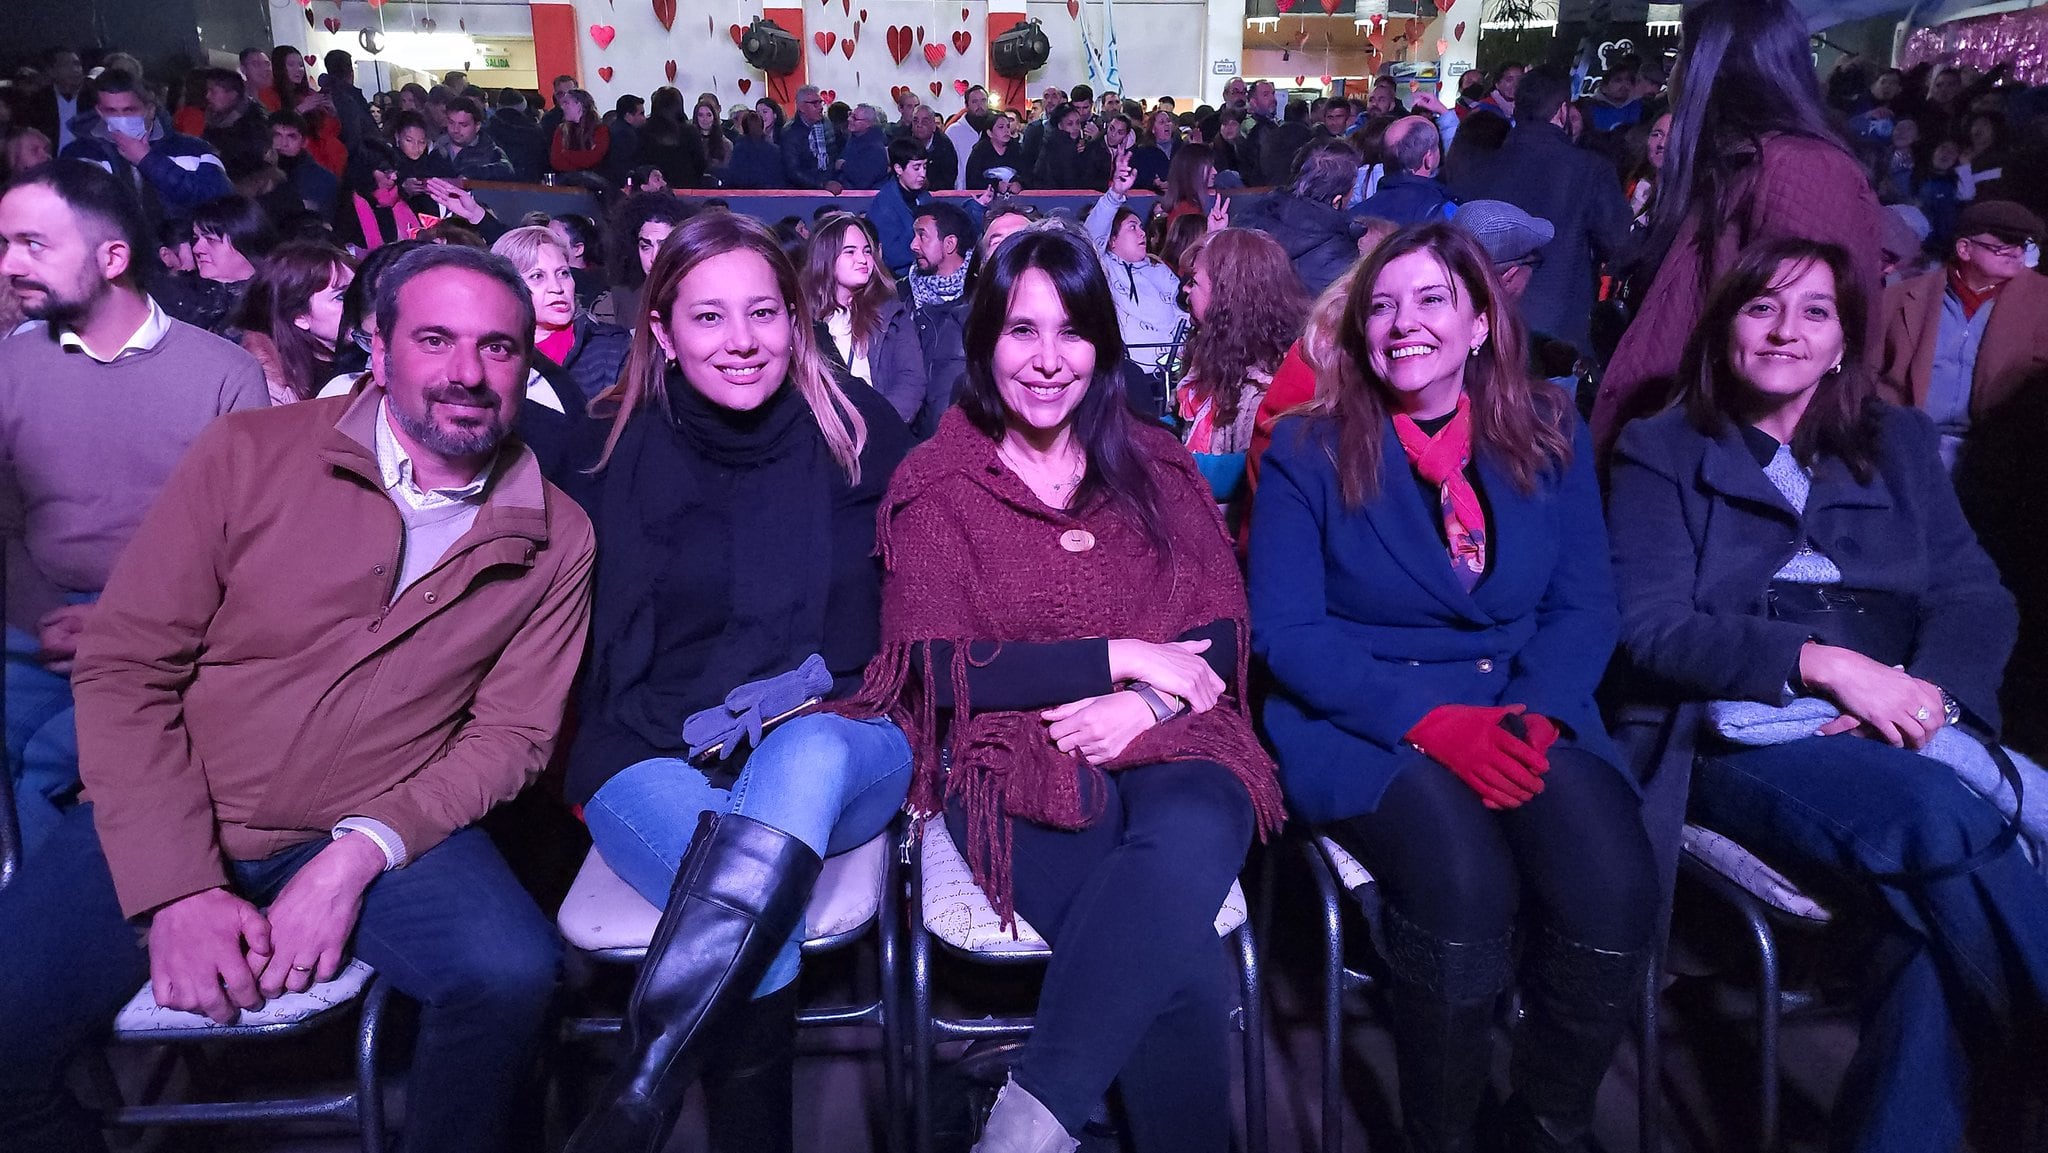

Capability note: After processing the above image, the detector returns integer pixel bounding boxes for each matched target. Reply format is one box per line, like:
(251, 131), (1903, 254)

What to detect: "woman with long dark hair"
(267, 45), (345, 175)
(1131, 107), (1181, 193)
(719, 110), (785, 189)
(636, 85), (709, 189)
(334, 140), (427, 252)
(1608, 238), (2048, 1153)
(1252, 221), (1655, 1153)
(695, 98), (732, 170)
(799, 213), (929, 427)
(1158, 141), (1217, 229)
(964, 111), (1026, 194)
(156, 194), (279, 334)
(1033, 102), (1110, 191)
(549, 89), (611, 176)
(597, 191), (691, 330)
(841, 227), (1284, 1153)
(232, 240), (357, 404)
(560, 212), (912, 1153)
(1592, 0), (1884, 462)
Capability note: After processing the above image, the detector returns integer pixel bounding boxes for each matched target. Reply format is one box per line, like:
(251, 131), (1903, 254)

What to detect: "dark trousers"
(1325, 747), (1657, 951)
(947, 760), (1254, 1153)
(0, 803), (562, 1153)
(1693, 736), (2048, 1153)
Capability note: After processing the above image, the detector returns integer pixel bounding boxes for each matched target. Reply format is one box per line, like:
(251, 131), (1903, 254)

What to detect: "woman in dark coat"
(559, 213), (912, 1153)
(717, 110), (787, 189)
(1032, 102), (1111, 191)
(1251, 221), (1656, 1153)
(1608, 237), (2048, 1153)
(799, 213), (930, 429)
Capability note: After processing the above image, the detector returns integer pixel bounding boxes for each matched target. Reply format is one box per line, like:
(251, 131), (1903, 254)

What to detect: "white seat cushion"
(1317, 837), (1375, 891)
(918, 815), (1247, 955)
(558, 835), (889, 954)
(1682, 824), (1833, 923)
(114, 959), (374, 1033)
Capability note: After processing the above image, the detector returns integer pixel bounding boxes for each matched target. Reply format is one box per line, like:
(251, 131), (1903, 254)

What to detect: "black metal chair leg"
(1307, 842), (1346, 1153)
(356, 977), (393, 1153)
(1638, 943), (1663, 1153)
(1236, 922), (1267, 1153)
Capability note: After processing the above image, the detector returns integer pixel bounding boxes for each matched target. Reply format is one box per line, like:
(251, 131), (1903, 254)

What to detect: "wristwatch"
(1938, 687), (1963, 727)
(1129, 682), (1183, 723)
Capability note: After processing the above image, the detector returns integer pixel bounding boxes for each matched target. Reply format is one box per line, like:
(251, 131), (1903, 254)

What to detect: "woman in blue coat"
(1250, 222), (1656, 1153)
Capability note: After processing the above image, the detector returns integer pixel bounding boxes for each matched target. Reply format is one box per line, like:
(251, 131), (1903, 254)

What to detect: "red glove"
(1406, 704), (1550, 809)
(1516, 713), (1562, 757)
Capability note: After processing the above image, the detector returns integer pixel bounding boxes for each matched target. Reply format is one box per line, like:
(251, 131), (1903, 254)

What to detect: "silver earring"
(1469, 344), (1482, 359)
(1828, 362), (1842, 375)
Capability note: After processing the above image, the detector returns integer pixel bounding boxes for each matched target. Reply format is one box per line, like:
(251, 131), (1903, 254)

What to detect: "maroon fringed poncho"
(839, 408), (1286, 924)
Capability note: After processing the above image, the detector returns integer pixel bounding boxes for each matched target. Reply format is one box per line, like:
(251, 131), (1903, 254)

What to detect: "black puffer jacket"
(543, 312), (634, 404)
(1233, 191), (1363, 297)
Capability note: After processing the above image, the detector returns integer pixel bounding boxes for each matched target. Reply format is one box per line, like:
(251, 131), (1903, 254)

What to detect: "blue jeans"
(1692, 735), (2048, 1153)
(584, 713), (913, 997)
(5, 624), (81, 856)
(0, 804), (562, 1153)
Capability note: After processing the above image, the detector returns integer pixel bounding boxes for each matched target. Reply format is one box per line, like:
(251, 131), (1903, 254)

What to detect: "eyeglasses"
(1963, 236), (2026, 259)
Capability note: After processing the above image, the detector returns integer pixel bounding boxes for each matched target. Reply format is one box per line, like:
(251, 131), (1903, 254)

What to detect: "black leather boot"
(1502, 924), (1652, 1153)
(703, 983), (800, 1153)
(566, 812), (823, 1153)
(1379, 903), (1517, 1153)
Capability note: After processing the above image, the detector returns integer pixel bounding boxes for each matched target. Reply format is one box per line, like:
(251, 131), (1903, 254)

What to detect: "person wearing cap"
(1878, 198), (2048, 473)
(1455, 199), (1582, 386)
(1878, 203), (1936, 285)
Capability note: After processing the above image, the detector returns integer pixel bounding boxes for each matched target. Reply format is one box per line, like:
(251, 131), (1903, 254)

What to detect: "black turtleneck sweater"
(562, 371), (910, 802)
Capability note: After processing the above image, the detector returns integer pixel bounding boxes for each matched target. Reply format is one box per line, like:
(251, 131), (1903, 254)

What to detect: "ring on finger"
(1914, 707), (1931, 722)
(289, 964), (314, 973)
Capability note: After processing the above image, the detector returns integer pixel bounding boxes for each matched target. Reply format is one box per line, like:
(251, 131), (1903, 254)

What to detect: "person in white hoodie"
(1085, 154), (1187, 375)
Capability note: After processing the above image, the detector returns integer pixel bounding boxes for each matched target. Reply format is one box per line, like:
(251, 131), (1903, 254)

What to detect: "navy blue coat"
(1355, 170), (1458, 227)
(1250, 411), (1621, 824)
(838, 130), (891, 190)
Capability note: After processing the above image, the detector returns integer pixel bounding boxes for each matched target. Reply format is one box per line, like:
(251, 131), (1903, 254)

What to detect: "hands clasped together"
(144, 832), (386, 1025)
(1407, 703), (1563, 810)
(1041, 638), (1226, 763)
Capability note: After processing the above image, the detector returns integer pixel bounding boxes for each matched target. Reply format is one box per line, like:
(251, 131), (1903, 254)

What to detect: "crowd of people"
(0, 0), (2046, 1150)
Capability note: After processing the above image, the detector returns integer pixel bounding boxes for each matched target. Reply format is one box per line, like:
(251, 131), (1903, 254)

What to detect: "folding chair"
(906, 814), (1266, 1153)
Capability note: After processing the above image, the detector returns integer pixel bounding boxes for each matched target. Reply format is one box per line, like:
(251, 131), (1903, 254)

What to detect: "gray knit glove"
(683, 654), (832, 762)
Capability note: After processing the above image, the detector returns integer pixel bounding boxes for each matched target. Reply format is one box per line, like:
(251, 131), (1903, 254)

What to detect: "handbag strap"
(1868, 737), (2025, 887)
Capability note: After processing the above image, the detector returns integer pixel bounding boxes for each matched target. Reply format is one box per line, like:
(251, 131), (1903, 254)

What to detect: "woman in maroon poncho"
(842, 226), (1284, 1153)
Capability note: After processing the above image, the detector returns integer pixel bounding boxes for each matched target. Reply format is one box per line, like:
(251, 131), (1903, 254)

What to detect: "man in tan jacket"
(0, 245), (595, 1153)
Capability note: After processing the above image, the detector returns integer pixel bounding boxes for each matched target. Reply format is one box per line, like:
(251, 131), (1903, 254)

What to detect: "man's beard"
(389, 378), (513, 459)
(14, 277), (100, 326)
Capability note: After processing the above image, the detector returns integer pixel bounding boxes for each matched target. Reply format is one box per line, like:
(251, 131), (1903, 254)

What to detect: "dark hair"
(400, 82), (428, 104)
(446, 95), (485, 122)
(156, 216), (194, 250)
(346, 138), (401, 196)
(238, 46), (267, 66)
(270, 109), (308, 135)
(190, 195), (280, 266)
(887, 134), (923, 172)
(1071, 84), (1094, 103)
(913, 201), (977, 261)
(1515, 64), (1572, 126)
(387, 110), (431, 140)
(233, 240), (358, 399)
(1293, 137), (1361, 204)
(1678, 237), (1881, 481)
(1319, 221), (1572, 509)
(6, 160), (152, 284)
(1283, 100), (1309, 125)
(203, 68), (245, 100)
(959, 227), (1171, 556)
(321, 49), (352, 76)
(558, 89), (598, 152)
(1641, 0), (1849, 294)
(494, 87), (526, 111)
(339, 238), (425, 342)
(1048, 102), (1080, 135)
(1163, 142), (1215, 210)
(89, 69), (148, 106)
(552, 213), (602, 266)
(615, 94), (646, 116)
(609, 190), (692, 287)
(372, 244), (533, 355)
(1441, 109), (1511, 186)
(735, 109), (766, 141)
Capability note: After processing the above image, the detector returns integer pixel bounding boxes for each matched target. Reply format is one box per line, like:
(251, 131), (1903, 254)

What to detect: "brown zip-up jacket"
(72, 389), (596, 919)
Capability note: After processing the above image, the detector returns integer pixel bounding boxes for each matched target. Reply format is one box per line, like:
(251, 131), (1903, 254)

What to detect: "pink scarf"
(353, 189), (423, 250)
(1392, 394), (1488, 589)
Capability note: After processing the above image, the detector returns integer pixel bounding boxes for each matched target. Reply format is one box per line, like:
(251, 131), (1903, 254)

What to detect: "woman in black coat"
(717, 110), (788, 189)
(1032, 102), (1110, 191)
(1608, 238), (2048, 1153)
(558, 213), (912, 1153)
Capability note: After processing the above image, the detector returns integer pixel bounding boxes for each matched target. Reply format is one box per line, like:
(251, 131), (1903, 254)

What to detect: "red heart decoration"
(841, 38), (856, 59)
(598, 66), (614, 82)
(297, 0), (309, 6)
(815, 30), (836, 53)
(930, 81), (943, 97)
(1318, 0), (1339, 14)
(888, 26), (913, 66)
(923, 42), (947, 68)
(304, 9), (315, 26)
(589, 24), (616, 50)
(1454, 20), (1467, 39)
(860, 8), (868, 20)
(738, 78), (752, 94)
(1065, 0), (1078, 17)
(819, 89), (837, 102)
(1320, 74), (1333, 85)
(891, 85), (910, 102)
(729, 24), (745, 46)
(954, 79), (970, 95)
(458, 17), (465, 29)
(421, 18), (436, 30)
(1435, 38), (1448, 55)
(1274, 0), (1296, 12)
(1295, 75), (1306, 87)
(1370, 14), (1383, 30)
(842, 0), (850, 15)
(653, 0), (677, 31)
(916, 25), (925, 45)
(952, 30), (971, 54)
(366, 0), (384, 8)
(665, 59), (678, 83)
(962, 7), (969, 19)
(323, 15), (341, 32)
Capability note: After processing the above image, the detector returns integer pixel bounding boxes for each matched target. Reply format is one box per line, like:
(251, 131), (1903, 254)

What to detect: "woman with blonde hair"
(1252, 220), (1655, 1153)
(799, 212), (929, 427)
(561, 212), (912, 1153)
(491, 223), (630, 405)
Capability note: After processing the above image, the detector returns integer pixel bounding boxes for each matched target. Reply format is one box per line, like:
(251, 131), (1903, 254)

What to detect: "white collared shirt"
(55, 296), (171, 364)
(374, 398), (492, 512)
